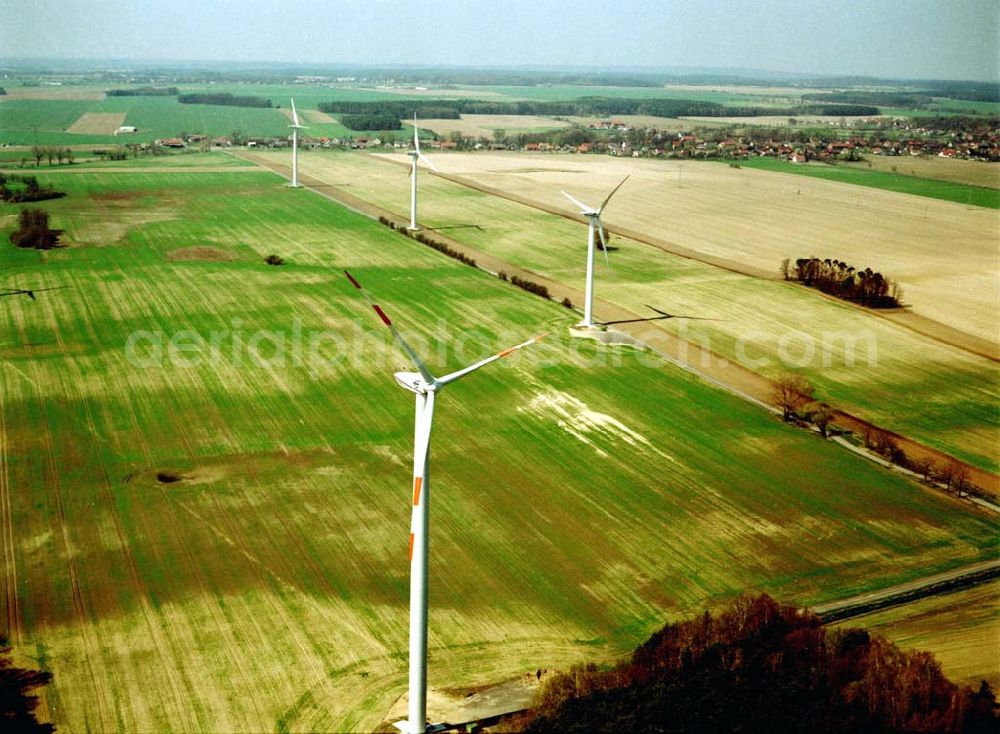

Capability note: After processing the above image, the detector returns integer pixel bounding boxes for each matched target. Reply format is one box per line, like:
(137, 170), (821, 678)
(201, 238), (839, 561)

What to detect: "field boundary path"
(233, 150), (1000, 496)
(813, 558), (1000, 623)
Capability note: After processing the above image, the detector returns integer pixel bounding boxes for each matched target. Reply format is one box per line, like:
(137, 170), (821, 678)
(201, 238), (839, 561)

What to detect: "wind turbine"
(562, 176), (629, 329)
(344, 270), (544, 734)
(408, 114), (437, 230)
(288, 98), (307, 188)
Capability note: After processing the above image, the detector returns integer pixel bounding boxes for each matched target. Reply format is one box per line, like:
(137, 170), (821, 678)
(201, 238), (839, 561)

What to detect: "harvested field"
(303, 109), (336, 124)
(395, 152), (1000, 343)
(1, 88), (107, 102)
(845, 156), (1000, 189)
(66, 112), (127, 135)
(403, 114), (571, 139)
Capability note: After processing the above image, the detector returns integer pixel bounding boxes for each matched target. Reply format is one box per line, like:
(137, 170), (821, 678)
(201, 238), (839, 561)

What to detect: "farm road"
(234, 150), (1000, 497)
(813, 558), (1000, 623)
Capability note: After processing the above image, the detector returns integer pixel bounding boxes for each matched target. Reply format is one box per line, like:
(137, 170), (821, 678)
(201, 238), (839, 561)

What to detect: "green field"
(255, 150), (1000, 473)
(733, 157), (1000, 209)
(0, 165), (995, 731)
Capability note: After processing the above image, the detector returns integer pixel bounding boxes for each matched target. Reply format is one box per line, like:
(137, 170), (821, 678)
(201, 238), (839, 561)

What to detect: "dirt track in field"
(235, 150), (1000, 496)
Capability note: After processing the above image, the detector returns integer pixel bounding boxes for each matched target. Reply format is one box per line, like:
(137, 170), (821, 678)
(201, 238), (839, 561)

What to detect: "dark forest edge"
(505, 594), (998, 733)
(318, 97), (880, 121)
(1, 637), (54, 733)
(177, 92), (273, 108)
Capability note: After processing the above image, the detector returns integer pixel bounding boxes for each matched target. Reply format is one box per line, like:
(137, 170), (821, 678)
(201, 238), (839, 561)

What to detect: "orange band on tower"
(408, 533), (415, 561)
(412, 477), (423, 506)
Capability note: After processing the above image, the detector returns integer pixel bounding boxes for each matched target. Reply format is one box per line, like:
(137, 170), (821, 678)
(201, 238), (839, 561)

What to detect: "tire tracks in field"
(0, 388), (22, 643)
(73, 376), (197, 731)
(41, 412), (115, 731)
(237, 150), (1000, 496)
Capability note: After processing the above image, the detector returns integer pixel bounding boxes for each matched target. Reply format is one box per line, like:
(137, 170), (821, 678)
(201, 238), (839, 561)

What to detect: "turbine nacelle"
(394, 371), (436, 394)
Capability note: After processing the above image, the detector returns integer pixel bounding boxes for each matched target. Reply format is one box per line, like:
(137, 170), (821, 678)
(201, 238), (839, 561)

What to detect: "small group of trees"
(177, 93), (272, 108)
(515, 594), (998, 732)
(863, 427), (972, 493)
(771, 375), (980, 496)
(0, 174), (65, 203)
(9, 208), (60, 250)
(782, 257), (903, 308)
(377, 216), (477, 268)
(495, 271), (552, 300)
(28, 146), (75, 167)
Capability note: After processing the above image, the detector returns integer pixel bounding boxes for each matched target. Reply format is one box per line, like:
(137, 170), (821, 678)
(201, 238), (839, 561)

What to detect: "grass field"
(835, 581), (1000, 689)
(0, 166), (996, 732)
(734, 157), (1000, 209)
(259, 150), (1000, 473)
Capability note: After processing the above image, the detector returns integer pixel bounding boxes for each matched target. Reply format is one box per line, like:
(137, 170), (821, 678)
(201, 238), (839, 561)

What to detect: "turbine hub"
(394, 371), (434, 394)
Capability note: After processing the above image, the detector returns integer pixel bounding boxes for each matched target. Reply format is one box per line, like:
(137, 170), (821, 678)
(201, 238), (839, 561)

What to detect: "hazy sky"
(1, 0), (997, 80)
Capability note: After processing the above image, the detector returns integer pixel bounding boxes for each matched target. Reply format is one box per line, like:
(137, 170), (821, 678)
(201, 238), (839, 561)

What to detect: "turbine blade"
(597, 175), (630, 215)
(413, 113), (421, 154)
(646, 304), (671, 317)
(437, 333), (547, 387)
(290, 98), (299, 128)
(417, 152), (437, 172)
(561, 190), (593, 214)
(597, 219), (611, 270)
(344, 271), (435, 385)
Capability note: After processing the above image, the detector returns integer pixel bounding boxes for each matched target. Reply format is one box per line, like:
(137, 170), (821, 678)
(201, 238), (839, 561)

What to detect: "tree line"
(340, 113), (402, 131)
(27, 146), (75, 167)
(770, 374), (980, 498)
(512, 594), (998, 733)
(106, 86), (179, 96)
(177, 93), (273, 108)
(0, 174), (66, 203)
(782, 257), (903, 308)
(318, 97), (879, 121)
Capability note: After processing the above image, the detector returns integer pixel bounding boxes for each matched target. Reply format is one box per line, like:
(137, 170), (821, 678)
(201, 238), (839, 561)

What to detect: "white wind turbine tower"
(344, 270), (544, 734)
(408, 114), (437, 230)
(561, 176), (629, 329)
(288, 98), (307, 188)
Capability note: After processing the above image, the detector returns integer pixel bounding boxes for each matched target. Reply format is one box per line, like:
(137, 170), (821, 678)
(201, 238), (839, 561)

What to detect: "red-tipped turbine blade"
(344, 270), (435, 384)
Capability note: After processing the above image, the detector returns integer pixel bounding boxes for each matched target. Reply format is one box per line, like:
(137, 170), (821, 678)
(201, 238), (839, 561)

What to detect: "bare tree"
(810, 403), (834, 438)
(771, 374), (815, 422)
(780, 258), (791, 280)
(912, 457), (935, 483)
(952, 463), (970, 494)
